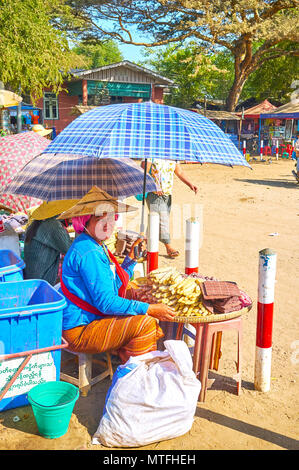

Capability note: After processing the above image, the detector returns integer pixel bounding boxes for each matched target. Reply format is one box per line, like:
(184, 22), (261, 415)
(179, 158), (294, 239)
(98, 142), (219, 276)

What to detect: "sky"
(99, 18), (152, 65)
(118, 43), (146, 64)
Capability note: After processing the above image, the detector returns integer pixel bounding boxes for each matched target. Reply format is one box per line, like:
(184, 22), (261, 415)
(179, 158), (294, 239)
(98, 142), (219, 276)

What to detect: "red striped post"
(242, 140), (246, 157)
(185, 217), (200, 275)
(260, 140), (264, 160)
(254, 248), (277, 392)
(147, 212), (159, 274)
(275, 140), (279, 160)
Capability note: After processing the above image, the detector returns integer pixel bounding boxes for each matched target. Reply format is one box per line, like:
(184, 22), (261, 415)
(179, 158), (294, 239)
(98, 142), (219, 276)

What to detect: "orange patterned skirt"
(62, 314), (164, 364)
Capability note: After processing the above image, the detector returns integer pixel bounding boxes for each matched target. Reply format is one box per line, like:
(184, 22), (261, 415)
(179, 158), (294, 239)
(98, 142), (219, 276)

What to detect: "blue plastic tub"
(0, 249), (25, 282)
(0, 279), (66, 411)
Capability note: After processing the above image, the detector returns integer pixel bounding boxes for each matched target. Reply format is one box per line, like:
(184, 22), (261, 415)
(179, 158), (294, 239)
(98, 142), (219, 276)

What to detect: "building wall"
(35, 86), (79, 135)
(152, 86), (164, 104)
(37, 82), (164, 135)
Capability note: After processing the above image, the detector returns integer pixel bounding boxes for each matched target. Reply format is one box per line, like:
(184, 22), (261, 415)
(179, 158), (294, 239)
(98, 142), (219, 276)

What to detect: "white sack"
(92, 340), (201, 447)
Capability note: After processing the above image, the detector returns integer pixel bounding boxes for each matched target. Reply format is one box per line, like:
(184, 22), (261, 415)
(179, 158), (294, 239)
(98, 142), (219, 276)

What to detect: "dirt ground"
(0, 158), (298, 451)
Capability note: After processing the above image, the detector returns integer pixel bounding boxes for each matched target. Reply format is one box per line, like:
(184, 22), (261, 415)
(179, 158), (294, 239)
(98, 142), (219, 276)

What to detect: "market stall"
(7, 103), (43, 134)
(235, 100), (278, 155)
(260, 100), (299, 157)
(190, 108), (241, 148)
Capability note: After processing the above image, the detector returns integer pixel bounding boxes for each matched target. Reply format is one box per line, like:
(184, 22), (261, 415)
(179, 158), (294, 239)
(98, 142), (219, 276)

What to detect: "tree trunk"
(226, 72), (248, 112)
(226, 39), (254, 111)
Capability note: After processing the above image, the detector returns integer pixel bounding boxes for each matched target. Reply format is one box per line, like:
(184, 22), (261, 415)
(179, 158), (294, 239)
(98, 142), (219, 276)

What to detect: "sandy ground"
(0, 158), (298, 452)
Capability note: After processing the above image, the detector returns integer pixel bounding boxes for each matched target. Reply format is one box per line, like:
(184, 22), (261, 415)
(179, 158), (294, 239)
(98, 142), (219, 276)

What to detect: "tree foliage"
(70, 41), (123, 69)
(144, 41), (299, 108)
(0, 0), (73, 99)
(65, 0), (299, 110)
(242, 41), (299, 102)
(141, 44), (232, 108)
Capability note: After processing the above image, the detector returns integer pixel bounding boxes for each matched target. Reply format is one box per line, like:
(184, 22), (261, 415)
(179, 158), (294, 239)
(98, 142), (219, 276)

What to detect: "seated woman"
(24, 201), (73, 286)
(58, 187), (176, 364)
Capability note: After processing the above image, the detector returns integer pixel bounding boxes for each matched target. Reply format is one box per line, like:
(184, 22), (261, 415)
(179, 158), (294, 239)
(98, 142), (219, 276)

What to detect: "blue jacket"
(61, 232), (149, 330)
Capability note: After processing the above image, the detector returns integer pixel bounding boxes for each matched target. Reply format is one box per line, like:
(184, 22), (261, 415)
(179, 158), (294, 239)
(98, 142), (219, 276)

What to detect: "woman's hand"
(128, 237), (147, 260)
(147, 303), (176, 322)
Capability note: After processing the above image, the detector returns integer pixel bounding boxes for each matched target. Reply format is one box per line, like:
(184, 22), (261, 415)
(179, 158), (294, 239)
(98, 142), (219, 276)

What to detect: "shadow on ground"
(234, 178), (297, 189)
(195, 407), (299, 450)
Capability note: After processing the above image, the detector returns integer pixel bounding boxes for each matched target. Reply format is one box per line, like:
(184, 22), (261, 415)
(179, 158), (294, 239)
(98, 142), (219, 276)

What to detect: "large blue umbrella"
(43, 101), (249, 165)
(41, 101), (250, 229)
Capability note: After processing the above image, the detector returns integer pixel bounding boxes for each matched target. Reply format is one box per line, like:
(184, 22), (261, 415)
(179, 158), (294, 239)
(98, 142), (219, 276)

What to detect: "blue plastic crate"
(0, 249), (25, 282)
(0, 279), (66, 411)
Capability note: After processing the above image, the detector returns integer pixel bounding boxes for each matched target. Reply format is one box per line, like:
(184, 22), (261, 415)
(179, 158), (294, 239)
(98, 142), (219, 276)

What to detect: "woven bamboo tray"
(172, 305), (252, 323)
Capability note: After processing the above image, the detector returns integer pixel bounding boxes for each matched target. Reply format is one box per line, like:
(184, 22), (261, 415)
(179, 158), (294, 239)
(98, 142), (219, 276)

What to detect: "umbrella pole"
(140, 158), (148, 233)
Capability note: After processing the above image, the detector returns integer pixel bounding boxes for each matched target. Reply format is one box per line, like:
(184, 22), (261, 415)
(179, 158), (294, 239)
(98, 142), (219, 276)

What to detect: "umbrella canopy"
(0, 131), (49, 213)
(41, 101), (250, 167)
(0, 89), (22, 108)
(4, 153), (158, 201)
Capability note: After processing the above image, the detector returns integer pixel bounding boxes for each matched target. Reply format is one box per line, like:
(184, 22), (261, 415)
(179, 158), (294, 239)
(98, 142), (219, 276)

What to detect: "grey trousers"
(146, 192), (172, 244)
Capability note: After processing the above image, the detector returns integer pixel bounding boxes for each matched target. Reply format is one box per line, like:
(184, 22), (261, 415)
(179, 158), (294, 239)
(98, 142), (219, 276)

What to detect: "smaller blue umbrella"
(4, 154), (158, 201)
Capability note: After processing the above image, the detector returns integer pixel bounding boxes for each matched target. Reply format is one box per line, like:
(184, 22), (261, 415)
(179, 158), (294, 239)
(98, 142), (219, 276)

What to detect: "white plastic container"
(0, 227), (20, 256)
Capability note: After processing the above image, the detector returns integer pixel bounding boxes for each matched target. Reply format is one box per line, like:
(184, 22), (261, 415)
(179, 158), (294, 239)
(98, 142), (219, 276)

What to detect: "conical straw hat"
(31, 199), (80, 220)
(57, 186), (137, 220)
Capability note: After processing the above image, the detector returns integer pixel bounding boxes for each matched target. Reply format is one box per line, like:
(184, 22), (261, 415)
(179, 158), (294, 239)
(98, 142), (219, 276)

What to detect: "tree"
(0, 0), (73, 99)
(65, 0), (299, 110)
(144, 42), (299, 108)
(71, 41), (123, 69)
(141, 44), (231, 108)
(241, 41), (299, 103)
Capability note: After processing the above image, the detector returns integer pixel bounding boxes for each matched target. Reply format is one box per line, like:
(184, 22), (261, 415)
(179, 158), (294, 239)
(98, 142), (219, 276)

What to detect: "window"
(44, 93), (59, 120)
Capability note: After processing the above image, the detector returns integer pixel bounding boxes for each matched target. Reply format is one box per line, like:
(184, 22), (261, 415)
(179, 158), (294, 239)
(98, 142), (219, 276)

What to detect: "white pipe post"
(275, 140), (279, 160)
(243, 140), (246, 158)
(254, 248), (277, 392)
(147, 212), (159, 273)
(260, 140), (264, 160)
(185, 217), (200, 274)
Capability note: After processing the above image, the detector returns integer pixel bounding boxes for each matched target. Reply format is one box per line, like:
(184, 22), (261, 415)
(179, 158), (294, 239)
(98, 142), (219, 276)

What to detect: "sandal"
(167, 249), (180, 258)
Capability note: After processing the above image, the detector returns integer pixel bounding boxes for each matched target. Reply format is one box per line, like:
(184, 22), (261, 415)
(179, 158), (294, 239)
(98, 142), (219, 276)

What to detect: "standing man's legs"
(146, 193), (179, 258)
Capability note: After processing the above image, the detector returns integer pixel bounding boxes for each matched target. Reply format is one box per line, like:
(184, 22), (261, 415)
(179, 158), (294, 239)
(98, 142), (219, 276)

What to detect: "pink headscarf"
(72, 215), (91, 234)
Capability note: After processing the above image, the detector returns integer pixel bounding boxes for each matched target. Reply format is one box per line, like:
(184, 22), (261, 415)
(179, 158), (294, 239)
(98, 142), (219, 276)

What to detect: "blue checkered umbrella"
(41, 101), (250, 230)
(4, 154), (158, 201)
(42, 102), (249, 166)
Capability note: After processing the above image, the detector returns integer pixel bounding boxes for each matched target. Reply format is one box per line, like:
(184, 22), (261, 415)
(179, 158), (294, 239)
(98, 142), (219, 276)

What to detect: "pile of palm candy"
(134, 267), (252, 318)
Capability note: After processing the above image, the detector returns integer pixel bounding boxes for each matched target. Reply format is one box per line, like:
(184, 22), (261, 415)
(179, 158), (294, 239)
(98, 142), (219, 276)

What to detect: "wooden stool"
(60, 349), (114, 397)
(176, 316), (243, 402)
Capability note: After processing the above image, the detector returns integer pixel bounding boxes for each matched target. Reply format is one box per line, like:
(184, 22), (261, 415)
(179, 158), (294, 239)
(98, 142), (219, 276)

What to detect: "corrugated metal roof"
(270, 100), (299, 114)
(260, 100), (299, 119)
(190, 109), (241, 120)
(71, 105), (98, 115)
(72, 60), (175, 86)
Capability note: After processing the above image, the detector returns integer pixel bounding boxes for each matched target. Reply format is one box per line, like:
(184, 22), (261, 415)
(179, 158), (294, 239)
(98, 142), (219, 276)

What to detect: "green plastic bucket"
(27, 381), (79, 439)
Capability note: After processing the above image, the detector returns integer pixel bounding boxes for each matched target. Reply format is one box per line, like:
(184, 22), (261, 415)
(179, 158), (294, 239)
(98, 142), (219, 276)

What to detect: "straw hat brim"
(57, 186), (137, 220)
(37, 129), (52, 136)
(32, 125), (53, 136)
(31, 200), (80, 220)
